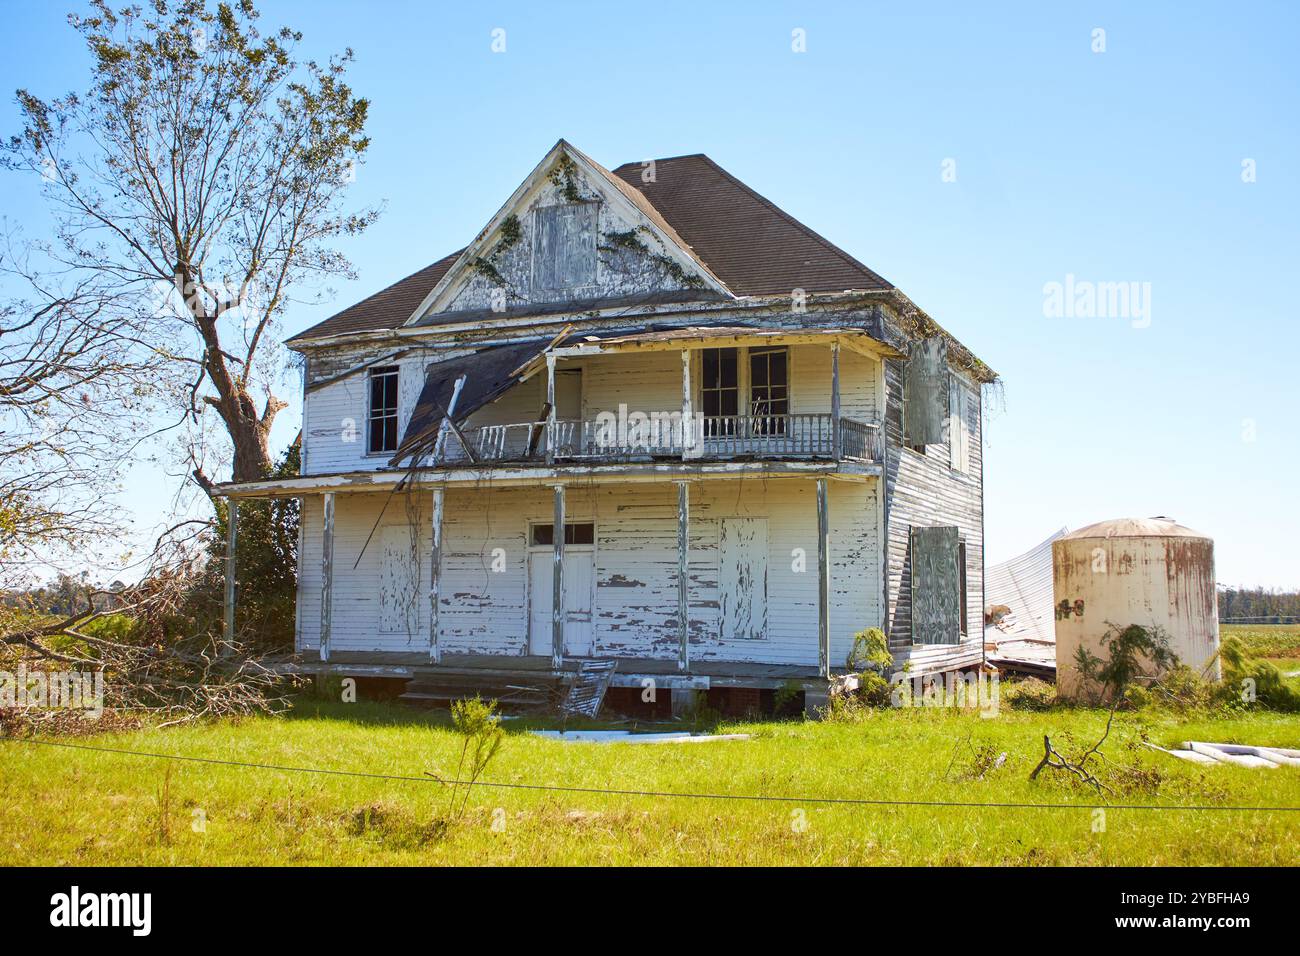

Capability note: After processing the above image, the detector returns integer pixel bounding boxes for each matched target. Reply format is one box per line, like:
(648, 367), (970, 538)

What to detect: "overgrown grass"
(2, 692), (1299, 865)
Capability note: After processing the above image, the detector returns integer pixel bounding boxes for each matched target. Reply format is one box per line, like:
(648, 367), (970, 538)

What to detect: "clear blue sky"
(3, 1), (1297, 588)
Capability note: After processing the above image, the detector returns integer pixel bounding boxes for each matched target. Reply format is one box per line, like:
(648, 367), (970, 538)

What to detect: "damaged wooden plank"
(320, 491), (335, 663)
(817, 476), (830, 678)
(552, 483), (565, 670)
(677, 481), (689, 672)
(560, 659), (618, 719)
(429, 486), (444, 664)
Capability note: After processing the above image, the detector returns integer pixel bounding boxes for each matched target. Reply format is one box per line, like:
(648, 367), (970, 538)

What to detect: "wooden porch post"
(320, 491), (335, 664)
(830, 342), (842, 459)
(680, 349), (694, 460)
(428, 486), (444, 664)
(545, 353), (557, 466)
(223, 499), (238, 645)
(551, 483), (565, 670)
(677, 481), (690, 672)
(816, 477), (831, 678)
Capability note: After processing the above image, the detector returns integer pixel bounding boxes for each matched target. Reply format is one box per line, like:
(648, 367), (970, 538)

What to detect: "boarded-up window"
(719, 518), (768, 640)
(532, 203), (597, 291)
(911, 525), (960, 645)
(948, 373), (970, 473)
(903, 337), (947, 447)
(378, 526), (419, 636)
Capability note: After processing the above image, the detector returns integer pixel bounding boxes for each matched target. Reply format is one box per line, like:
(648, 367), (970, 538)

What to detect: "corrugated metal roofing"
(985, 528), (1066, 644)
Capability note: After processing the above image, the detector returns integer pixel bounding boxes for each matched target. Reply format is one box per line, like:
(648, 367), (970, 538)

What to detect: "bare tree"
(3, 0), (377, 487)
(0, 226), (173, 592)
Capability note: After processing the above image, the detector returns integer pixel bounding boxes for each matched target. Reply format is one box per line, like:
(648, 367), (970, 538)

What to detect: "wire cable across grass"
(6, 735), (1300, 813)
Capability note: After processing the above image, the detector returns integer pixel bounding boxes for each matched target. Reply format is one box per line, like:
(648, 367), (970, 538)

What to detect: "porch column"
(816, 477), (831, 678)
(680, 349), (694, 460)
(551, 483), (565, 670)
(320, 491), (335, 664)
(222, 499), (238, 644)
(676, 481), (690, 672)
(428, 486), (444, 664)
(545, 353), (557, 466)
(830, 342), (842, 459)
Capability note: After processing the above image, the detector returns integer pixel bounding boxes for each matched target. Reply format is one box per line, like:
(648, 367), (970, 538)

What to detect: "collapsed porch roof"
(390, 338), (552, 466)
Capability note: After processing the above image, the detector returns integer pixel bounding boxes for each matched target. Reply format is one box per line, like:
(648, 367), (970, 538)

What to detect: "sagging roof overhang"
(511, 325), (903, 383)
(388, 337), (555, 467)
(283, 287), (997, 384)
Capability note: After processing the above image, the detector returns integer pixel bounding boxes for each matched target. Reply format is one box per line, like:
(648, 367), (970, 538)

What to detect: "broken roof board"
(389, 339), (551, 465)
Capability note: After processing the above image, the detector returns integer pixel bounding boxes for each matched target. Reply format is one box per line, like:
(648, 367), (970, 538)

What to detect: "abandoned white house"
(217, 140), (997, 712)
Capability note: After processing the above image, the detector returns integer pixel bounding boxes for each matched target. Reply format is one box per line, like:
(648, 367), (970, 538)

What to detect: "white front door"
(528, 548), (595, 656)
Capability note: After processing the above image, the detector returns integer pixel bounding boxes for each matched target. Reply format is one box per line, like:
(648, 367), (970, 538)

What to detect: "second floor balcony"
(443, 412), (882, 465)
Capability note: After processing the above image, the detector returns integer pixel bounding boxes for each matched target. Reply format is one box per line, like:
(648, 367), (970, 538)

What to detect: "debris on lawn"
(1142, 740), (1300, 768)
(530, 730), (752, 744)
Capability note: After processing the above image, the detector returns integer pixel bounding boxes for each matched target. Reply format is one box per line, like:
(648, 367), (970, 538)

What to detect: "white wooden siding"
(297, 477), (882, 667)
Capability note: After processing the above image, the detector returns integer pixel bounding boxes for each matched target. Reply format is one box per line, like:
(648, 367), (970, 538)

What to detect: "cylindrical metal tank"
(1052, 517), (1219, 698)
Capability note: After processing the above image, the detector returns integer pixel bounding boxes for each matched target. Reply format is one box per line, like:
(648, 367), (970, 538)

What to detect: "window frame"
(958, 539), (968, 636)
(748, 346), (790, 435)
(366, 365), (400, 456)
(529, 522), (596, 547)
(701, 347), (741, 436)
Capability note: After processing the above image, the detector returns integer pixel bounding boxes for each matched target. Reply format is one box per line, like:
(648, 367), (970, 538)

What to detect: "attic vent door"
(533, 203), (597, 291)
(910, 525), (960, 645)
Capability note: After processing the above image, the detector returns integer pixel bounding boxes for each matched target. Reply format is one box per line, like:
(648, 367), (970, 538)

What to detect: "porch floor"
(284, 650), (830, 690)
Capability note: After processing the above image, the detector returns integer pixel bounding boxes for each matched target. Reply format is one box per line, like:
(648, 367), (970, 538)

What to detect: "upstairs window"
(701, 347), (739, 436)
(949, 373), (971, 474)
(368, 366), (399, 454)
(749, 347), (789, 434)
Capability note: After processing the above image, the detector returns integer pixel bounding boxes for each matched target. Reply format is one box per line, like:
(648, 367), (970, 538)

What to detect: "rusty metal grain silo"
(1052, 517), (1219, 698)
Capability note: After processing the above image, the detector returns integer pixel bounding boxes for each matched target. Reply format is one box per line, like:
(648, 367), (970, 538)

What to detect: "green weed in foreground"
(2, 695), (1299, 866)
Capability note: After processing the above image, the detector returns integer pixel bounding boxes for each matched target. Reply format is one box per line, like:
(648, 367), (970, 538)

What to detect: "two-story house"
(216, 140), (997, 714)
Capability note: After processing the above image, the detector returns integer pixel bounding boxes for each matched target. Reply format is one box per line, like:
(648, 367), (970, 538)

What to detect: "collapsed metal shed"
(983, 528), (1066, 677)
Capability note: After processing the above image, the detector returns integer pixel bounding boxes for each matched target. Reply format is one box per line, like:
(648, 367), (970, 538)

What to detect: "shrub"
(1219, 636), (1300, 712)
(846, 627), (891, 674)
(1003, 677), (1058, 711)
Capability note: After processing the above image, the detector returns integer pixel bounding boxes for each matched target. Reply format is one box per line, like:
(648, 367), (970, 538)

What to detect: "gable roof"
(287, 146), (894, 345)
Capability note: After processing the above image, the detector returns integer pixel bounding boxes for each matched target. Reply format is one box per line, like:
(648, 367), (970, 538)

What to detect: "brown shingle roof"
(286, 249), (461, 343)
(289, 151), (893, 344)
(610, 154), (892, 297)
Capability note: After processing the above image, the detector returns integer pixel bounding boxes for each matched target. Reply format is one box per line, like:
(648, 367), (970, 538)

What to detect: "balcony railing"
(443, 414), (881, 466)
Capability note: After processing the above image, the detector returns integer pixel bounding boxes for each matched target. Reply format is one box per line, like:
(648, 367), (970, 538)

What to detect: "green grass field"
(3, 697), (1300, 866)
(2, 623), (1298, 866)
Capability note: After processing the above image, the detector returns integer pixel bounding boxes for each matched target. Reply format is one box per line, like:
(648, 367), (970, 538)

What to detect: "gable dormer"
(404, 141), (729, 323)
